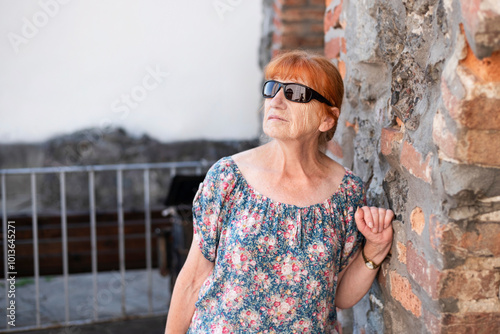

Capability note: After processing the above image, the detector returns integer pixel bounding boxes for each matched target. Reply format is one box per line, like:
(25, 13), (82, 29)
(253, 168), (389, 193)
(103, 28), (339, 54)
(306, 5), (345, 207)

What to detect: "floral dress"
(187, 157), (366, 334)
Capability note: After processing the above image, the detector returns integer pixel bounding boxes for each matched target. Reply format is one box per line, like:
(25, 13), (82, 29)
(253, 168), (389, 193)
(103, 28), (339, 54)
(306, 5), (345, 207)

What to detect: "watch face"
(366, 261), (375, 270)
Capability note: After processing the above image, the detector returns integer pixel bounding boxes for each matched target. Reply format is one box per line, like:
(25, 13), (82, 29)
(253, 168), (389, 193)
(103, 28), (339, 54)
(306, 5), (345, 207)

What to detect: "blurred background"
(0, 0), (263, 144)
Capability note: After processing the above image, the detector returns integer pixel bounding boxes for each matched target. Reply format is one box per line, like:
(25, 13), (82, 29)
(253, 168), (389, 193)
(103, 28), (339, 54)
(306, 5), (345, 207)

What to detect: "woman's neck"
(263, 140), (328, 179)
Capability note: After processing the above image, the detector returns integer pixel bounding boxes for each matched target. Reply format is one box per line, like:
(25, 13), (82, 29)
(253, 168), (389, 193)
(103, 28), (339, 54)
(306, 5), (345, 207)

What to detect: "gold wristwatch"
(362, 247), (381, 270)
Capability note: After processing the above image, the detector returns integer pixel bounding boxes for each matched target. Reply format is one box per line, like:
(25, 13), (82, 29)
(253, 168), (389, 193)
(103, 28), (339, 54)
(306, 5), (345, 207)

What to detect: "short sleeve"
(339, 175), (366, 271)
(192, 158), (236, 262)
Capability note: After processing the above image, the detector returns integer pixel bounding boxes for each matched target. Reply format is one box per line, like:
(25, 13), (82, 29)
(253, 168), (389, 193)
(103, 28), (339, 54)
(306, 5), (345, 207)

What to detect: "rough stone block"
(434, 106), (500, 167)
(380, 127), (403, 157)
(423, 309), (442, 334)
(389, 271), (422, 317)
(460, 1), (500, 59)
(441, 73), (500, 131)
(406, 242), (442, 300)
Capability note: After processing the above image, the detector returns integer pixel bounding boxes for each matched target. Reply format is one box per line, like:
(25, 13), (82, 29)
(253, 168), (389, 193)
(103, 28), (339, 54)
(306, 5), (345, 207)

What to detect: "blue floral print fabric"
(187, 157), (366, 334)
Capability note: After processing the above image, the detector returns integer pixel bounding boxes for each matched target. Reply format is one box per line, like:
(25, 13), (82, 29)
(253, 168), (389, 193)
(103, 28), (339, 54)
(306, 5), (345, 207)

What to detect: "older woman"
(165, 50), (394, 333)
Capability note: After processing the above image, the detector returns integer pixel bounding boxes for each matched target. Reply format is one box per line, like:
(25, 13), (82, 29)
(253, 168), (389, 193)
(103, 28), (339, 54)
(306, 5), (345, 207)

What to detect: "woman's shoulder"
(206, 156), (238, 179)
(340, 168), (365, 201)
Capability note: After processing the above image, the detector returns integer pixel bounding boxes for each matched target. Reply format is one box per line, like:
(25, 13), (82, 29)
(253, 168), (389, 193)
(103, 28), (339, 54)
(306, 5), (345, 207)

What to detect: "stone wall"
(0, 127), (258, 215)
(324, 0), (500, 333)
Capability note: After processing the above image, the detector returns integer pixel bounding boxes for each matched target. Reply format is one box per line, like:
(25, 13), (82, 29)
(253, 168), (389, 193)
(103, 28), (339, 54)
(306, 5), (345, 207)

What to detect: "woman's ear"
(319, 107), (340, 132)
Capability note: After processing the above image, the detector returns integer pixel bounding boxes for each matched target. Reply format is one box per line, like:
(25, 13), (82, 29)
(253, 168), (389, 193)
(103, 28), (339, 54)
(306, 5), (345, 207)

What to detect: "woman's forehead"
(271, 75), (310, 87)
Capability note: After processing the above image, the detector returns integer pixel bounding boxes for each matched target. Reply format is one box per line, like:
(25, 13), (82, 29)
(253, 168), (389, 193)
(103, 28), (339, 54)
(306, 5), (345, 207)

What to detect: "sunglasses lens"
(286, 84), (310, 103)
(263, 81), (280, 98)
(262, 81), (314, 103)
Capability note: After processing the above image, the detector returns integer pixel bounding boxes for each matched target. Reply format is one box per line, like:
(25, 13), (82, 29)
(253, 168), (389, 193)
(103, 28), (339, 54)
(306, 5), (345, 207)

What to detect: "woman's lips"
(267, 115), (288, 122)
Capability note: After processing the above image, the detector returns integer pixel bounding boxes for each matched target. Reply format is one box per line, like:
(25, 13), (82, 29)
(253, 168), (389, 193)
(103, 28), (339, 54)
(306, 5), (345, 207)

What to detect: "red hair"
(264, 50), (344, 146)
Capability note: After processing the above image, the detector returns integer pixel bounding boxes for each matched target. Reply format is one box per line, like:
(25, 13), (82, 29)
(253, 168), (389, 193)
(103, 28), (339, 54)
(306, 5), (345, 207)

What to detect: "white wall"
(0, 0), (263, 143)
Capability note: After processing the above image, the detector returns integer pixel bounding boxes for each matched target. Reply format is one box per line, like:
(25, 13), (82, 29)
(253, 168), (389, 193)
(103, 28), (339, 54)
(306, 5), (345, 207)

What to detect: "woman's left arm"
(335, 206), (394, 309)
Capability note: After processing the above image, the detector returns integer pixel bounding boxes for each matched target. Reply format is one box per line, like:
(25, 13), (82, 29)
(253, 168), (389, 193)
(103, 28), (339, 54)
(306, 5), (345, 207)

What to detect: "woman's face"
(263, 77), (329, 143)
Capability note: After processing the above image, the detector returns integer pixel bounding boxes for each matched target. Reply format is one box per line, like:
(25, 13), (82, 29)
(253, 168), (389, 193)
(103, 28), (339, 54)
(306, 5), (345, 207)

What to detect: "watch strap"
(362, 247), (381, 270)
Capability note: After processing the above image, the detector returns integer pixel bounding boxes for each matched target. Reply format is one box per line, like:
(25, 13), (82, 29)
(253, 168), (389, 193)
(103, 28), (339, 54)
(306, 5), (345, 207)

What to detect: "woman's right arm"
(164, 238), (215, 334)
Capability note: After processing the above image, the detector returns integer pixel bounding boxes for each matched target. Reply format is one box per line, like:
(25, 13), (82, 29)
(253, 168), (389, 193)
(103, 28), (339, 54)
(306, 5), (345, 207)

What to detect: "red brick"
(457, 223), (500, 257)
(282, 22), (324, 35)
(429, 214), (447, 253)
(311, 22), (325, 34)
(381, 127), (403, 156)
(338, 60), (346, 79)
(410, 207), (425, 235)
(324, 1), (342, 32)
(460, 40), (500, 83)
(400, 141), (432, 184)
(273, 2), (282, 17)
(440, 269), (500, 300)
(462, 130), (500, 166)
(281, 7), (325, 22)
(396, 241), (407, 264)
(430, 215), (500, 257)
(272, 32), (282, 45)
(406, 242), (442, 300)
(273, 16), (282, 31)
(325, 36), (342, 59)
(282, 0), (308, 6)
(389, 271), (422, 317)
(433, 111), (459, 166)
(309, 0), (326, 5)
(281, 34), (324, 48)
(442, 312), (500, 334)
(441, 77), (500, 131)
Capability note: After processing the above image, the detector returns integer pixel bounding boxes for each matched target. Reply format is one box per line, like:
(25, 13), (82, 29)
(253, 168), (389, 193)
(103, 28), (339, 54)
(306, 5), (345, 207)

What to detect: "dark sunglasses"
(262, 80), (334, 107)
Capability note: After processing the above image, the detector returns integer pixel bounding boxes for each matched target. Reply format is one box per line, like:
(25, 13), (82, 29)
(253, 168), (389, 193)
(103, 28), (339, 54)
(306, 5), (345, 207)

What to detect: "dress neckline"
(227, 156), (350, 210)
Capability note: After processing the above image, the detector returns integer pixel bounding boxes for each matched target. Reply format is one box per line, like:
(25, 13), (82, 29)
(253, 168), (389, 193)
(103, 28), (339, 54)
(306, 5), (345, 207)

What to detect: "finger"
(355, 207), (366, 230)
(369, 207), (379, 233)
(363, 206), (375, 230)
(384, 209), (395, 229)
(378, 208), (386, 233)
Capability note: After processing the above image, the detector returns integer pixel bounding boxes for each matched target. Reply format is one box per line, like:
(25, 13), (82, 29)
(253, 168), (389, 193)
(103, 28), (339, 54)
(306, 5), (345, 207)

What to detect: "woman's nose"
(269, 88), (286, 108)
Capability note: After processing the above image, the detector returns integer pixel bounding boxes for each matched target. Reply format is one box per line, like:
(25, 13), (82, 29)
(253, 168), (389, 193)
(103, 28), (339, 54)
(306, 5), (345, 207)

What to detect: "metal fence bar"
(116, 169), (126, 316)
(143, 169), (153, 314)
(0, 161), (206, 175)
(0, 160), (213, 332)
(2, 173), (10, 331)
(88, 171), (98, 321)
(31, 173), (41, 327)
(59, 171), (70, 324)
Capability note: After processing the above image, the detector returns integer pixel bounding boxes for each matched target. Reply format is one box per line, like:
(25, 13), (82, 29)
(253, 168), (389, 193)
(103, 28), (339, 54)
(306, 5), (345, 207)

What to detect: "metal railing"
(0, 160), (210, 332)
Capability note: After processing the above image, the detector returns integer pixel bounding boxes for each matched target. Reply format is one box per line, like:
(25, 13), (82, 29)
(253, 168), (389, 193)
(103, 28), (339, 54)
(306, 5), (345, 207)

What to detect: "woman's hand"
(354, 206), (394, 259)
(335, 206), (395, 308)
